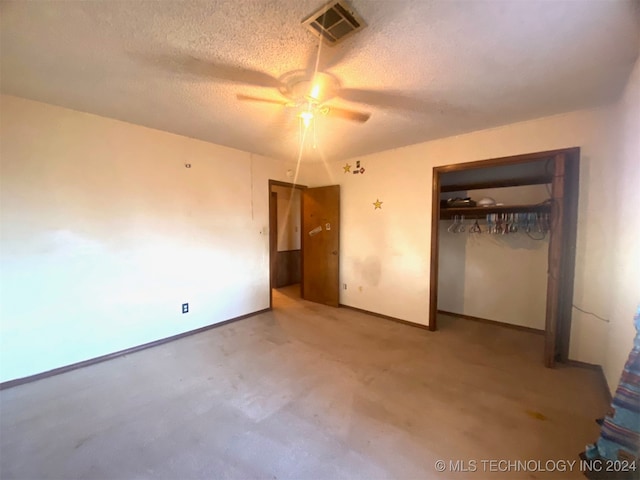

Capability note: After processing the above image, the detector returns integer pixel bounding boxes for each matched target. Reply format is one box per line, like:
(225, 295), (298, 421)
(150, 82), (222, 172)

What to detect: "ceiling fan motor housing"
(279, 71), (340, 104)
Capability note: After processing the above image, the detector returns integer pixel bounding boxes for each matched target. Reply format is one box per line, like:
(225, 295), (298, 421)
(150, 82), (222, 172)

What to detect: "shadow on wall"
(352, 256), (382, 287)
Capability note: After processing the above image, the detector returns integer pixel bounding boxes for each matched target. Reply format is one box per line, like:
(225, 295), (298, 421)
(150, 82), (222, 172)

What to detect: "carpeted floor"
(0, 285), (608, 479)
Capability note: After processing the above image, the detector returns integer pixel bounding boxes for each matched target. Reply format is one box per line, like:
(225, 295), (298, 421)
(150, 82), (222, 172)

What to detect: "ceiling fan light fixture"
(278, 71), (340, 104)
(299, 110), (314, 128)
(309, 83), (321, 101)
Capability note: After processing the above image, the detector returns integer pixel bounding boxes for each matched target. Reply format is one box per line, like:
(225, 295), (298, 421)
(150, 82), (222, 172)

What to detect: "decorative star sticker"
(373, 199), (383, 209)
(343, 163), (351, 173)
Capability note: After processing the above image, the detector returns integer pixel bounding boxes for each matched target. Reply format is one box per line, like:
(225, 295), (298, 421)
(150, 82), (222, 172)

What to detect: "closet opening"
(429, 148), (580, 367)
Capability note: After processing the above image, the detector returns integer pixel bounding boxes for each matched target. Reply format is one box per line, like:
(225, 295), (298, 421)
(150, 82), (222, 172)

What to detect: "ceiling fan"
(236, 69), (371, 125)
(136, 39), (436, 129)
(134, 47), (379, 134)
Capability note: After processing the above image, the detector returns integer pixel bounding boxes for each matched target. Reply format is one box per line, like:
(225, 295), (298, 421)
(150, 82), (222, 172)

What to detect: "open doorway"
(269, 180), (306, 308)
(269, 180), (341, 309)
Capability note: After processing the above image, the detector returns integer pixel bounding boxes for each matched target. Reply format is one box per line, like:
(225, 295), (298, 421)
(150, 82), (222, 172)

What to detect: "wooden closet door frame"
(428, 148), (580, 367)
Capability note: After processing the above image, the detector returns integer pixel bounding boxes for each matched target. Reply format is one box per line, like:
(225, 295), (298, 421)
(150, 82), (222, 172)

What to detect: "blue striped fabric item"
(584, 306), (640, 472)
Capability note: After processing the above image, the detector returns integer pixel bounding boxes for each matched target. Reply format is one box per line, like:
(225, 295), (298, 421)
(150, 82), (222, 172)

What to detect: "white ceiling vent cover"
(302, 1), (366, 45)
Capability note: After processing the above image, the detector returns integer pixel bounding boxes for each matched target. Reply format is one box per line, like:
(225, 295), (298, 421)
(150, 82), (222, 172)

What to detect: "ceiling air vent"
(302, 1), (366, 45)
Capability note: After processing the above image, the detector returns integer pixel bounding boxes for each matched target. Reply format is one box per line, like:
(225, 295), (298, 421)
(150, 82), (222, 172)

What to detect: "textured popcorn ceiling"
(1, 1), (638, 162)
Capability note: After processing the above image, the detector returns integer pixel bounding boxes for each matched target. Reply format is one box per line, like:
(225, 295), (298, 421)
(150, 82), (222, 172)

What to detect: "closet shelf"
(439, 203), (551, 219)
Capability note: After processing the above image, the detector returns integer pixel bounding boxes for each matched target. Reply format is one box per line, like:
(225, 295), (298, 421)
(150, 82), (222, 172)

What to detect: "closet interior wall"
(438, 184), (550, 331)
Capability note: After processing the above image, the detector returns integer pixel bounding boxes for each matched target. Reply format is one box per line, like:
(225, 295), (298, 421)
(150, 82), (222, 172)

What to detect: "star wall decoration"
(343, 163), (351, 173)
(373, 199), (383, 209)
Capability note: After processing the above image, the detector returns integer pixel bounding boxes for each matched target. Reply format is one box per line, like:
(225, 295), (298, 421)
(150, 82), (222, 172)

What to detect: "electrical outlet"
(182, 303), (189, 314)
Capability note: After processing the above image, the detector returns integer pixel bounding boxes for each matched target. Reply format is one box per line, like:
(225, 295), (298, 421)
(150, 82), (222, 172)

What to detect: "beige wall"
(2, 54), (637, 390)
(0, 95), (293, 382)
(271, 185), (301, 251)
(298, 102), (621, 370)
(603, 52), (640, 392)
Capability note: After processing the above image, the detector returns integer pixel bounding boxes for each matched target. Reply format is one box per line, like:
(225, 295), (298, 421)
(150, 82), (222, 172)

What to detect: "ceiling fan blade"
(324, 106), (370, 123)
(135, 53), (283, 89)
(236, 94), (293, 107)
(338, 88), (434, 113)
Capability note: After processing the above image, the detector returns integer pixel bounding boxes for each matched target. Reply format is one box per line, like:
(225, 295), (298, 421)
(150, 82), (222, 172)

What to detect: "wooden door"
(302, 185), (340, 307)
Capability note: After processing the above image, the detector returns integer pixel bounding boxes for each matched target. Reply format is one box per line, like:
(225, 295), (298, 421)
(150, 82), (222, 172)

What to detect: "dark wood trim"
(300, 188), (306, 300)
(428, 166), (440, 331)
(276, 248), (302, 253)
(433, 147), (580, 174)
(558, 152), (580, 362)
(0, 308), (270, 391)
(567, 359), (601, 369)
(274, 249), (301, 287)
(567, 360), (612, 404)
(268, 180), (306, 308)
(269, 191), (277, 308)
(437, 310), (545, 335)
(340, 304), (430, 330)
(440, 174), (551, 192)
(269, 180), (308, 189)
(544, 153), (565, 367)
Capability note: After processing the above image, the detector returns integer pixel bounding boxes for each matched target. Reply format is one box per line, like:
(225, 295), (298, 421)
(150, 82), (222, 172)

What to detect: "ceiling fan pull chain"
(313, 115), (317, 149)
